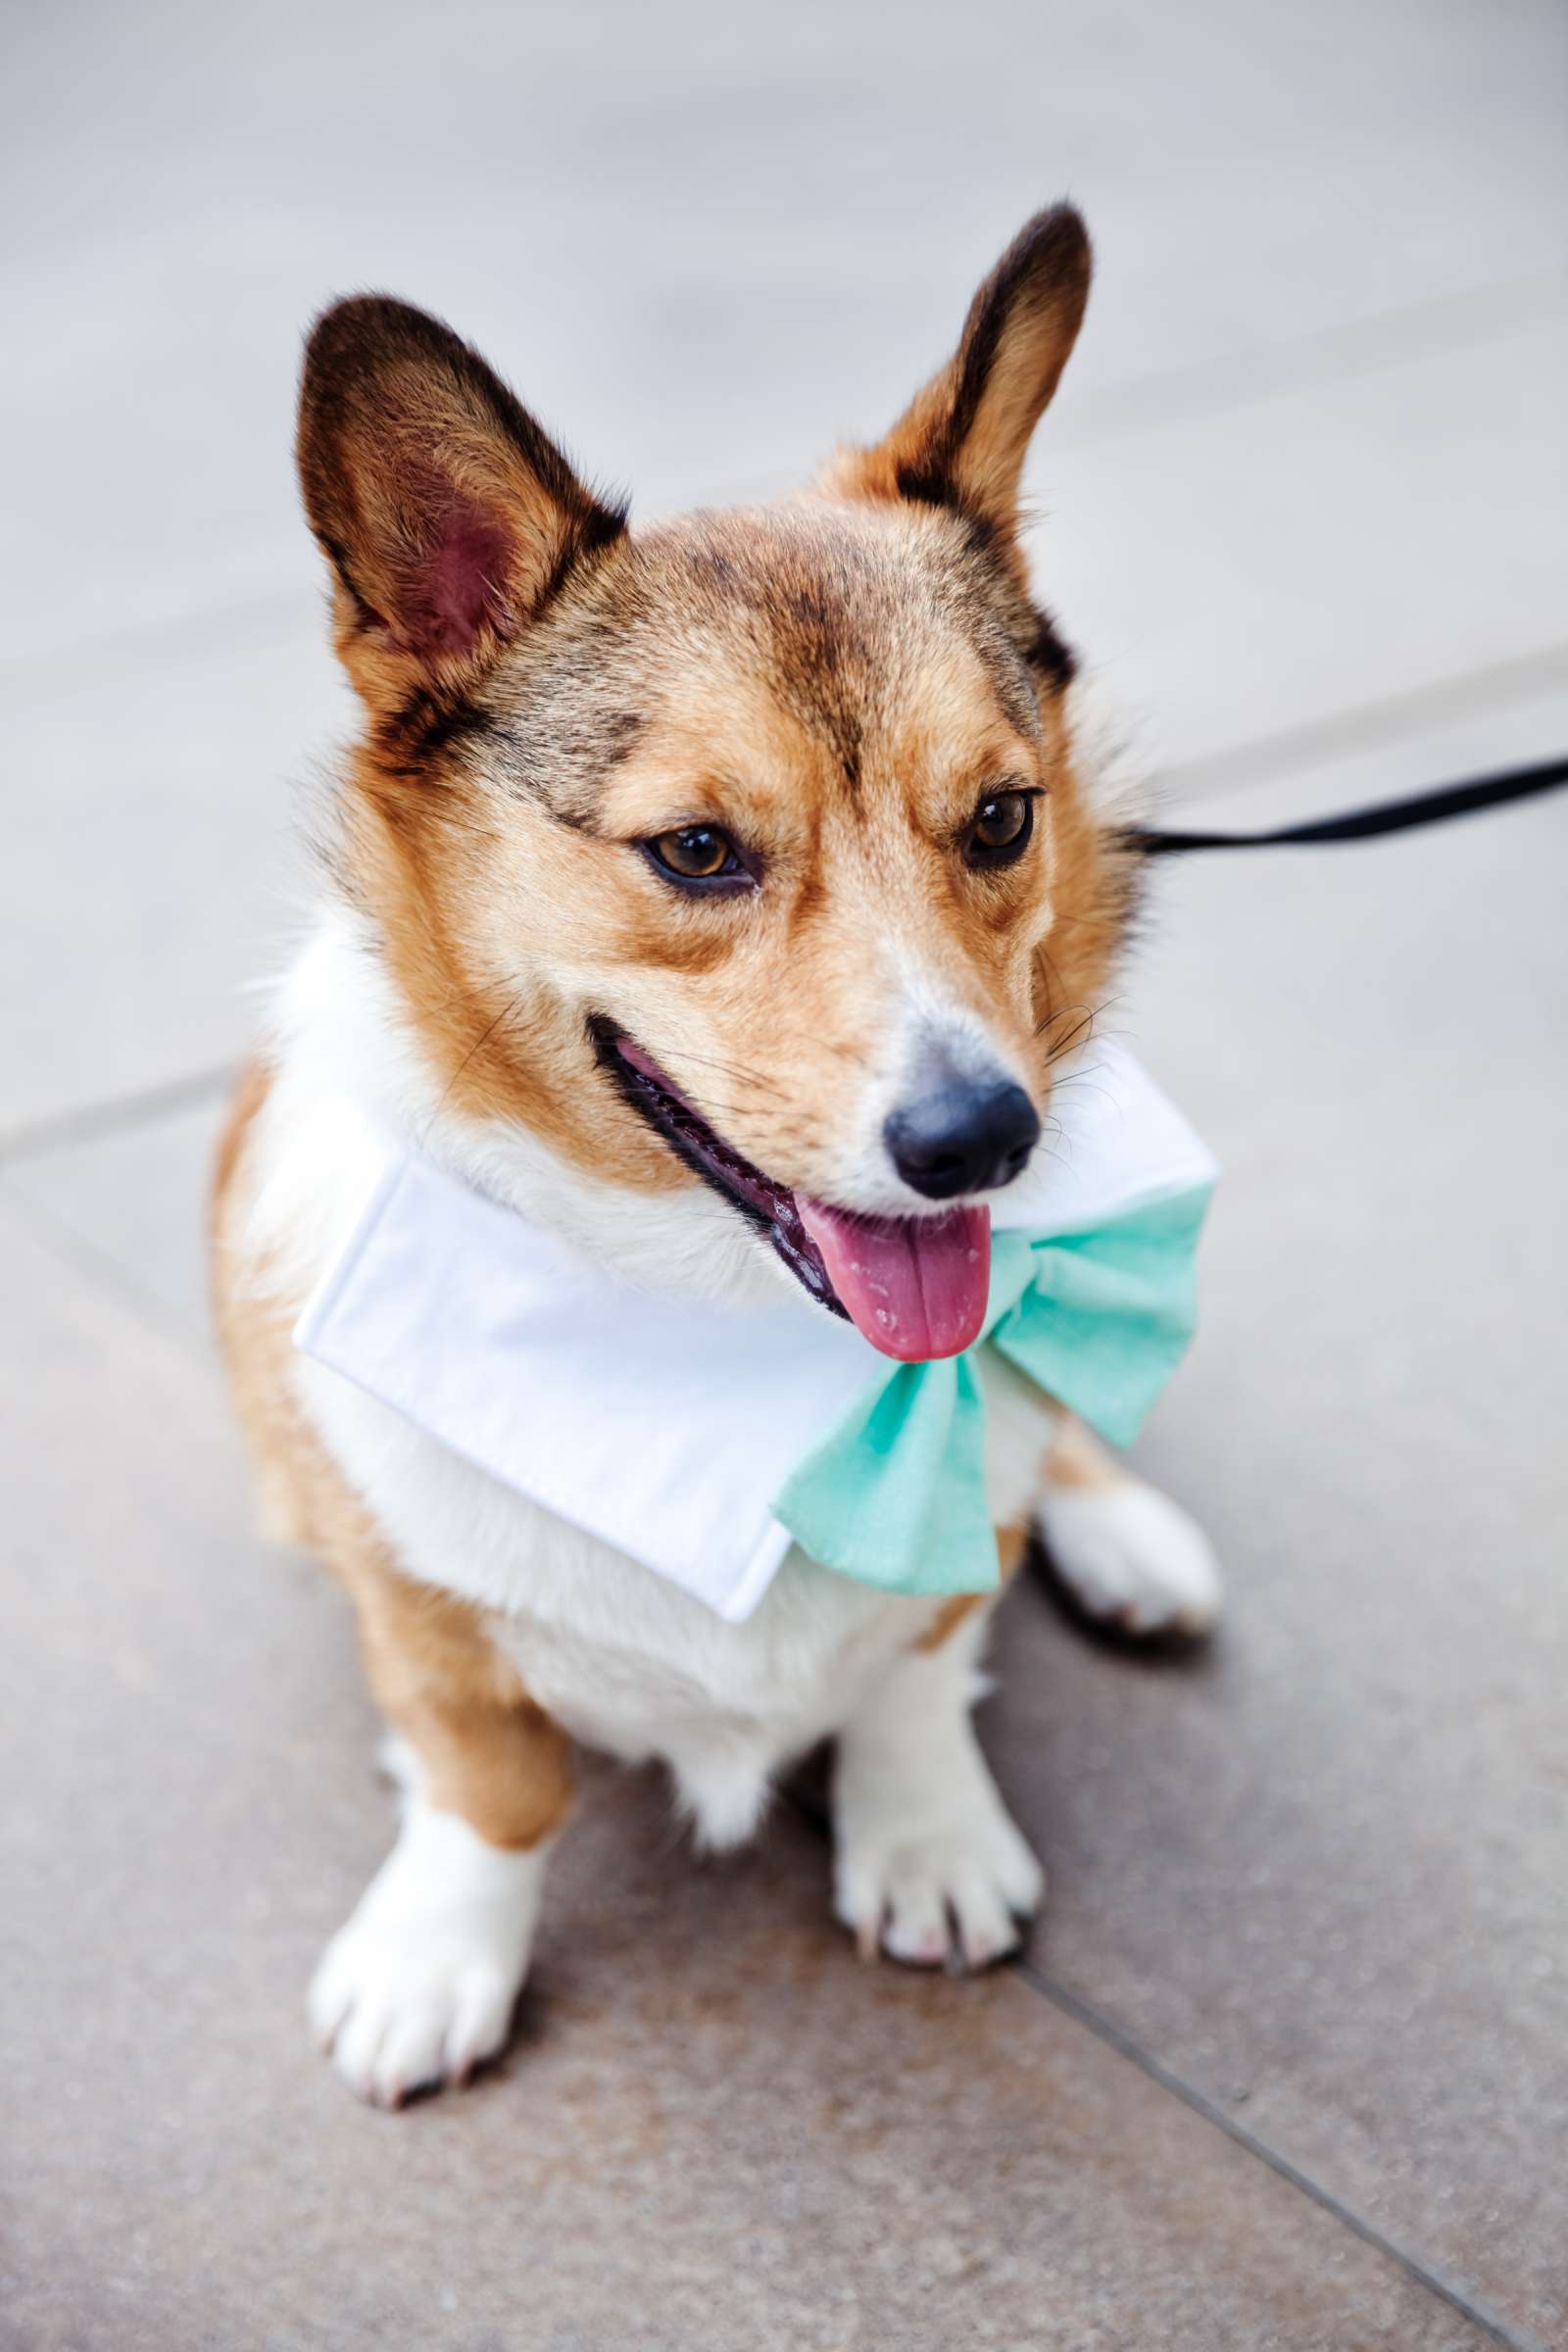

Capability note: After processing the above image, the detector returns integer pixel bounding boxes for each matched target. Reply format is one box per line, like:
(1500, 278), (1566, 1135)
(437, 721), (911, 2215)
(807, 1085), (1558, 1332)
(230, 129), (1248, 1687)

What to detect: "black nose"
(884, 1077), (1041, 1200)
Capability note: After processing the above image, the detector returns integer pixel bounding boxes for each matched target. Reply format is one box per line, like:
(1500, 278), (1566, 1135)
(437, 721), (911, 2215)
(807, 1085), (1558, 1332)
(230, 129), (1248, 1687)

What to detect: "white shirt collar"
(295, 1043), (1214, 1621)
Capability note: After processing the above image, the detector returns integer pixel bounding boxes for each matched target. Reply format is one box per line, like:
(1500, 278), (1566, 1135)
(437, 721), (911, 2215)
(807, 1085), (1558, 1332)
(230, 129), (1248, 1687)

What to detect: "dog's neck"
(262, 902), (792, 1314)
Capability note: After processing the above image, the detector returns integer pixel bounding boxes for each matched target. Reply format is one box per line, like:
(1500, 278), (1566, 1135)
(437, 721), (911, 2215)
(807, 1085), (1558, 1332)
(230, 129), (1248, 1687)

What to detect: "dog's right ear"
(297, 296), (626, 718)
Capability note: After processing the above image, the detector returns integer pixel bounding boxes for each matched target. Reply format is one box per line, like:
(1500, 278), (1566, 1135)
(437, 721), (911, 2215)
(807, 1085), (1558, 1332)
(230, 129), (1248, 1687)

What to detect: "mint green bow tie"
(771, 1182), (1213, 1599)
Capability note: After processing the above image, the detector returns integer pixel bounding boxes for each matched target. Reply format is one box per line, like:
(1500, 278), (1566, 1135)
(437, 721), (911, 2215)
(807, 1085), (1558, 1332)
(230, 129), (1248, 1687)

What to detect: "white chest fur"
(249, 918), (1056, 1843)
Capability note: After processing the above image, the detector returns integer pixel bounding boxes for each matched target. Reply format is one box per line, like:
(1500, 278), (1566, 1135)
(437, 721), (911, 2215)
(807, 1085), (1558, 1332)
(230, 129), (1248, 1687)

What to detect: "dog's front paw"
(308, 1911), (520, 2109)
(833, 1772), (1044, 1972)
(1036, 1478), (1221, 1637)
(308, 1807), (549, 2107)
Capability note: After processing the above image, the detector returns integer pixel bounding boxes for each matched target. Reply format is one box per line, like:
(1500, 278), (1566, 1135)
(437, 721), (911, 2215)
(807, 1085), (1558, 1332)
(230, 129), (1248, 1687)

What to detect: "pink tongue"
(797, 1199), (992, 1362)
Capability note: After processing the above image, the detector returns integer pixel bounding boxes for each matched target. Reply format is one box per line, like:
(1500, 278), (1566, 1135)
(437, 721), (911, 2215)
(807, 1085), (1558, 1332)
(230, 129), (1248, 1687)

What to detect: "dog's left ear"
(824, 206), (1090, 539)
(297, 295), (626, 719)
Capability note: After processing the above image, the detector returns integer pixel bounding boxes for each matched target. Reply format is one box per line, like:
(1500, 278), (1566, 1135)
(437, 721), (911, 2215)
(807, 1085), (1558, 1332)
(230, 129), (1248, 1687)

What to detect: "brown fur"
(297, 294), (626, 722)
(913, 1594), (986, 1653)
(1044, 1413), (1125, 1494)
(290, 215), (1133, 1208)
(215, 206), (1136, 1853)
(211, 1061), (571, 1851)
(912, 1523), (1034, 1653)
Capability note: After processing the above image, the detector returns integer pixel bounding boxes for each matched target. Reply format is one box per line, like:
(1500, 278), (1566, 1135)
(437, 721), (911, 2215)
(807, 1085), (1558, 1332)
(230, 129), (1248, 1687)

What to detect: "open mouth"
(591, 1020), (991, 1363)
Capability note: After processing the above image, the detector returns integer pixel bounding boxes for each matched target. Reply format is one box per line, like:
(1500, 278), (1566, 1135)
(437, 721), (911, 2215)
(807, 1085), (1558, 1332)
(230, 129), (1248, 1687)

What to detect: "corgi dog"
(212, 205), (1221, 2108)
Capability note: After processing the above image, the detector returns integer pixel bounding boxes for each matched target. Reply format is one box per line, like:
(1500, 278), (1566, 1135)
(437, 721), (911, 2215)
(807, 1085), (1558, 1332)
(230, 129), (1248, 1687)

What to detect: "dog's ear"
(297, 296), (626, 716)
(824, 206), (1090, 538)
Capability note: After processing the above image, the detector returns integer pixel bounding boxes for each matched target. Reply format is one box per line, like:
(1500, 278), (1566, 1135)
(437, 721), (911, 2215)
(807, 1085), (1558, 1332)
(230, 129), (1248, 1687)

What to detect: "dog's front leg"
(309, 1560), (571, 2106)
(832, 1594), (1043, 1971)
(1033, 1410), (1222, 1637)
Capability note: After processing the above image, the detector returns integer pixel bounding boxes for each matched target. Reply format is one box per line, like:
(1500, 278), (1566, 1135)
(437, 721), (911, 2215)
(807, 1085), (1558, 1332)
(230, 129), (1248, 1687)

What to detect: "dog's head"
(298, 208), (1137, 1360)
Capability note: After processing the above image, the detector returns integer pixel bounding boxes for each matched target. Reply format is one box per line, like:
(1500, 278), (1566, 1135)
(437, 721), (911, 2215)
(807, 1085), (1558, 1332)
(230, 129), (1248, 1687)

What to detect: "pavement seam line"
(0, 1061), (239, 1167)
(1144, 642), (1568, 810)
(27, 270), (1549, 689)
(782, 1778), (1534, 2346)
(1012, 1958), (1535, 2352)
(0, 1180), (212, 1363)
(0, 1212), (1544, 2349)
(1041, 268), (1568, 454)
(4, 633), (1565, 1165)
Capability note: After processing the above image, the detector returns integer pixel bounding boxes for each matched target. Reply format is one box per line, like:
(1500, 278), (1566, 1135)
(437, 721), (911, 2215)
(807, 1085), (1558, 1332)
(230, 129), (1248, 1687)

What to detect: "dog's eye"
(644, 824), (749, 888)
(965, 790), (1036, 867)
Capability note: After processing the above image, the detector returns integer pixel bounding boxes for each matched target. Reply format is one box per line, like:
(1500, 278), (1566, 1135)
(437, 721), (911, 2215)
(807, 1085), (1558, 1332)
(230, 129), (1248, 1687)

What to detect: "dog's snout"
(883, 1075), (1041, 1200)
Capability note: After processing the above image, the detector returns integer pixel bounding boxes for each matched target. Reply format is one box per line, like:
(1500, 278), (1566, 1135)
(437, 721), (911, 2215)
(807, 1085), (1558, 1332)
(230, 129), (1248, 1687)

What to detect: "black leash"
(1128, 751), (1568, 857)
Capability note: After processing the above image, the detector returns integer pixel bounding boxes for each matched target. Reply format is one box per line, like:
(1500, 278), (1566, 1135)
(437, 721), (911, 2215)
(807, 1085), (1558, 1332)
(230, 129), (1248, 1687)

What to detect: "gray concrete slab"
(3, 0), (1565, 658)
(0, 608), (343, 1141)
(5, 2), (1563, 1136)
(2, 1091), (228, 1348)
(988, 709), (1568, 2346)
(0, 1209), (1493, 2352)
(1041, 306), (1568, 777)
(3, 5), (1565, 2342)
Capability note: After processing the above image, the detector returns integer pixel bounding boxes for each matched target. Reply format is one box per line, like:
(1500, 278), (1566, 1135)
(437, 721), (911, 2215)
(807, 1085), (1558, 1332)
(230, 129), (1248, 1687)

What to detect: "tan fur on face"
(325, 497), (1135, 1205)
(296, 205), (1136, 1217)
(211, 1061), (571, 1851)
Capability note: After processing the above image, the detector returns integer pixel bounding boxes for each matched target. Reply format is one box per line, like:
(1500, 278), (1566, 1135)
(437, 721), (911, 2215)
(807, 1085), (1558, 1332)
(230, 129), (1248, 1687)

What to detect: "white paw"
(834, 1769), (1044, 1972)
(309, 1805), (549, 2107)
(1036, 1479), (1222, 1636)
